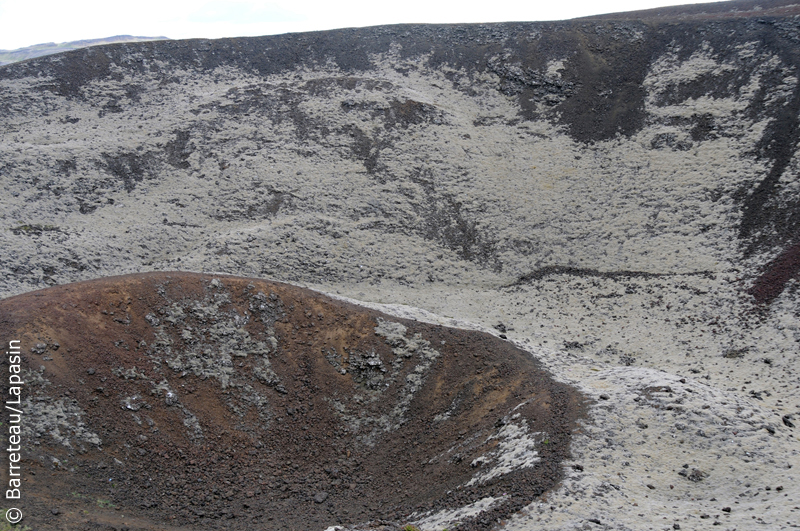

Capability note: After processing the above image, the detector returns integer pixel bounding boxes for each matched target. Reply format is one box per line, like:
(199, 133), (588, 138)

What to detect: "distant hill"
(0, 35), (169, 65)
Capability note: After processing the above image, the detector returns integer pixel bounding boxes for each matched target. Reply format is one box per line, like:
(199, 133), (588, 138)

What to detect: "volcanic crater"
(0, 272), (585, 530)
(3, 1), (800, 529)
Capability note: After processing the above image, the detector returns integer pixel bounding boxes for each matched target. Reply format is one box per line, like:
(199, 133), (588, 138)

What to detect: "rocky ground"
(1, 0), (800, 530)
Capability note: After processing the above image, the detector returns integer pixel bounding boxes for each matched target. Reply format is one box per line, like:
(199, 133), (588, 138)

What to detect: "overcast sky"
(1, 0), (724, 50)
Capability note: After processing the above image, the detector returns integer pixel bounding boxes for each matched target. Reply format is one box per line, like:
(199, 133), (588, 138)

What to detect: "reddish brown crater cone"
(0, 272), (585, 531)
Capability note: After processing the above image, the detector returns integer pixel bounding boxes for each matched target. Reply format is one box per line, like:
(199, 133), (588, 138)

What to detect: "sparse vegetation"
(96, 499), (116, 509)
(0, 510), (32, 531)
(70, 492), (117, 509)
(10, 224), (61, 236)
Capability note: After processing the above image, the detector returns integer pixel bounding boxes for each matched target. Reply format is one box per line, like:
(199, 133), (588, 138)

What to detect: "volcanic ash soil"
(0, 271), (585, 531)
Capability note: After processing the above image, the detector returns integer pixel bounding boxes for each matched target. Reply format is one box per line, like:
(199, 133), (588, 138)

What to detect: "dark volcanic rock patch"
(749, 239), (800, 304)
(0, 272), (584, 530)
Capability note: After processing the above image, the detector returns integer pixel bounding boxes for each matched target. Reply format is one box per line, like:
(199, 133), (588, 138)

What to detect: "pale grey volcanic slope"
(2, 1), (800, 529)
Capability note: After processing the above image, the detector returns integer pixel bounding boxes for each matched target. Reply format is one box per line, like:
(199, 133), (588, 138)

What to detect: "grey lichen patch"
(325, 397), (394, 447)
(182, 412), (204, 442)
(150, 379), (178, 406)
(433, 393), (463, 423)
(246, 288), (283, 326)
(21, 395), (102, 450)
(374, 318), (413, 351)
(321, 319), (443, 446)
(344, 348), (387, 390)
(120, 394), (148, 412)
(230, 383), (273, 428)
(466, 416), (543, 487)
(14, 367), (100, 451)
(148, 282), (282, 390)
(112, 366), (149, 380)
(20, 366), (50, 389)
(129, 279), (285, 440)
(324, 346), (347, 374)
(375, 317), (441, 381)
(252, 354), (281, 388)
